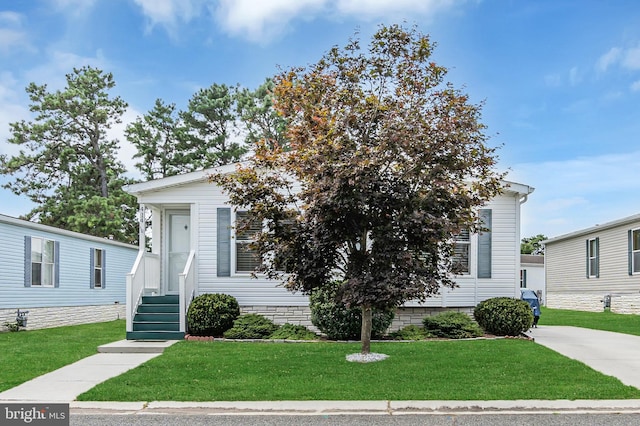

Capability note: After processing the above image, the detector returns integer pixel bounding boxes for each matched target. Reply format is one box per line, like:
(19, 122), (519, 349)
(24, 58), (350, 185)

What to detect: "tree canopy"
(0, 66), (138, 243)
(212, 24), (505, 354)
(521, 234), (547, 255)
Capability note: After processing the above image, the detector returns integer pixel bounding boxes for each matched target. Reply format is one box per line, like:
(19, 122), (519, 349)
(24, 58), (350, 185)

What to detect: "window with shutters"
(587, 237), (599, 278)
(631, 229), (640, 274)
(235, 211), (263, 273)
(31, 237), (56, 287)
(91, 248), (105, 289)
(452, 230), (470, 274)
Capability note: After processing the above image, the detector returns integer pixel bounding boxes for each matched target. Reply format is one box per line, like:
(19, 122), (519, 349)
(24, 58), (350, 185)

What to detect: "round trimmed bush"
(223, 314), (280, 339)
(422, 311), (483, 339)
(187, 293), (240, 336)
(309, 285), (395, 340)
(389, 324), (429, 340)
(474, 297), (533, 336)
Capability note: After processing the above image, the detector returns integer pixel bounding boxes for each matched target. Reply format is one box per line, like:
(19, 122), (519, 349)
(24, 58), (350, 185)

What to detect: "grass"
(0, 320), (124, 392)
(541, 307), (640, 335)
(78, 338), (640, 401)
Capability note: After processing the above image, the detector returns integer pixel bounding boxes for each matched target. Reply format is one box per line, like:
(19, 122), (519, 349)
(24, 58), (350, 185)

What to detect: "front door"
(166, 211), (190, 294)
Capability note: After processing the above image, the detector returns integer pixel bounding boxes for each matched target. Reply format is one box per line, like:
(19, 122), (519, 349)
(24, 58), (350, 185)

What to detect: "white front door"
(166, 211), (190, 294)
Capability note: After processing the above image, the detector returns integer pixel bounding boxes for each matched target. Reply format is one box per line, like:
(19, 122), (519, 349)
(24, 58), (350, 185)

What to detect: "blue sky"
(1, 0), (639, 239)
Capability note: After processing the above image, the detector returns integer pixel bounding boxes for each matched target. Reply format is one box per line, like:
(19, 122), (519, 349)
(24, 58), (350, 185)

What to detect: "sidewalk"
(0, 340), (176, 402)
(2, 327), (640, 414)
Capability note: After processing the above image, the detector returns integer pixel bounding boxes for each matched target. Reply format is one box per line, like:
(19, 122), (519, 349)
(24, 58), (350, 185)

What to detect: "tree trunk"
(361, 305), (372, 354)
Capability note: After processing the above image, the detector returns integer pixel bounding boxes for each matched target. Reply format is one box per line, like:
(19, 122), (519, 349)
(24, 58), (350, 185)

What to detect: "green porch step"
(129, 294), (183, 341)
(126, 331), (185, 340)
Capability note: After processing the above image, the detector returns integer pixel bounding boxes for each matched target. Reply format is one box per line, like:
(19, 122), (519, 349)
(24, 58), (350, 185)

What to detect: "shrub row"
(187, 292), (533, 340)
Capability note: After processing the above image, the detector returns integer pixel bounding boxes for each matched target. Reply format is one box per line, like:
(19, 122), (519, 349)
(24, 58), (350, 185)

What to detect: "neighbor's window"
(587, 237), (599, 278)
(632, 229), (640, 274)
(452, 230), (470, 274)
(92, 248), (104, 288)
(31, 237), (55, 287)
(235, 211), (262, 273)
(520, 269), (527, 288)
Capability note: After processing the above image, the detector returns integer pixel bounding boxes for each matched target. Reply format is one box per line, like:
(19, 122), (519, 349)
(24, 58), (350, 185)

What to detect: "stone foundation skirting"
(241, 305), (474, 334)
(546, 292), (640, 314)
(0, 304), (126, 331)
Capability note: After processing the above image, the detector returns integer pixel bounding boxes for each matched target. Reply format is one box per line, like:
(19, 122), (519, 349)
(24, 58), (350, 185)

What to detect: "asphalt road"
(71, 413), (640, 425)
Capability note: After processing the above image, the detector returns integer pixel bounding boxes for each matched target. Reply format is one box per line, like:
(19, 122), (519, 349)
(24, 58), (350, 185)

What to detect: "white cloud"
(214, 0), (463, 43)
(631, 80), (640, 92)
(133, 0), (206, 38)
(596, 47), (621, 72)
(107, 107), (143, 179)
(23, 49), (110, 91)
(622, 45), (640, 70)
(568, 66), (580, 86)
(509, 151), (640, 238)
(214, 0), (325, 42)
(0, 12), (32, 54)
(0, 72), (30, 156)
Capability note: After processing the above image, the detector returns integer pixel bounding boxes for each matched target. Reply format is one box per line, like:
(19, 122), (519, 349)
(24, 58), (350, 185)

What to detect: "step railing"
(126, 251), (161, 333)
(179, 250), (196, 334)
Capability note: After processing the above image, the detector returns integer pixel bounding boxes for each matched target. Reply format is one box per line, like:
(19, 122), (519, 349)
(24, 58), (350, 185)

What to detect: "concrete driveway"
(525, 326), (640, 389)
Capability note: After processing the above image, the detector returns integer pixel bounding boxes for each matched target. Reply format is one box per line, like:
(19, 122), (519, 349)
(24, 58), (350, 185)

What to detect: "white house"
(123, 164), (534, 340)
(544, 213), (640, 313)
(0, 214), (138, 330)
(520, 254), (545, 304)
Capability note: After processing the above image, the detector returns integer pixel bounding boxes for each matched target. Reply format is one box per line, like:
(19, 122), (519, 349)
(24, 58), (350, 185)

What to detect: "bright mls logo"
(2, 404), (68, 425)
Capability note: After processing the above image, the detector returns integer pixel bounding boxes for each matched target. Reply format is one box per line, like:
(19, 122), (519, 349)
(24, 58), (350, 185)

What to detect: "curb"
(69, 400), (640, 415)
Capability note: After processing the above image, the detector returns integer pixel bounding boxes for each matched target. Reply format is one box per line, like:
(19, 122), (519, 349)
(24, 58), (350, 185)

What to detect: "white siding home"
(123, 164), (534, 340)
(520, 255), (545, 304)
(0, 214), (138, 330)
(544, 213), (640, 313)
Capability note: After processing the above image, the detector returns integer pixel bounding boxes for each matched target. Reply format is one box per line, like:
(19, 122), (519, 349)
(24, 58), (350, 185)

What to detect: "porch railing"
(126, 251), (160, 333)
(179, 250), (196, 334)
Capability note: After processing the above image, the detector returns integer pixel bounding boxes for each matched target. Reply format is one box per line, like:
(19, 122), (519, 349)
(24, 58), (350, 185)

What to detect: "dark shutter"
(24, 236), (31, 287)
(217, 208), (231, 277)
(595, 237), (600, 278)
(54, 241), (60, 288)
(101, 250), (106, 289)
(477, 209), (492, 278)
(629, 230), (633, 276)
(90, 248), (95, 289)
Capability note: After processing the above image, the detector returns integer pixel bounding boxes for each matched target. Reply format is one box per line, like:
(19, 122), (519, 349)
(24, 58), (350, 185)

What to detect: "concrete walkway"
(0, 340), (176, 402)
(524, 325), (640, 389)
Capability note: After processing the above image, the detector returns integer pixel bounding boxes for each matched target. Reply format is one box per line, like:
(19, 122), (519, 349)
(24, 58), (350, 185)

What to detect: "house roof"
(124, 162), (535, 197)
(521, 254), (544, 265)
(543, 212), (640, 245)
(0, 213), (138, 249)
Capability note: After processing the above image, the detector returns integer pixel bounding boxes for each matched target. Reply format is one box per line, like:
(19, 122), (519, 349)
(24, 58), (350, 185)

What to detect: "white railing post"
(179, 250), (196, 334)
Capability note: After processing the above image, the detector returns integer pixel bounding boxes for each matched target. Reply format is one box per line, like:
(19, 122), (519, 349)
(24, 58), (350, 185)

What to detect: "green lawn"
(541, 307), (640, 335)
(78, 338), (640, 401)
(0, 320), (125, 392)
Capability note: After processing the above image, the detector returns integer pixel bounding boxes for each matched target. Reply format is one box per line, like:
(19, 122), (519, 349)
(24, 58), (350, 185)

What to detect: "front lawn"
(0, 320), (124, 392)
(541, 307), (640, 335)
(78, 339), (640, 401)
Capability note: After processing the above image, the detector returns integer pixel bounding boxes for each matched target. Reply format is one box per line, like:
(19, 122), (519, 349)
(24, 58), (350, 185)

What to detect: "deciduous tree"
(213, 25), (504, 354)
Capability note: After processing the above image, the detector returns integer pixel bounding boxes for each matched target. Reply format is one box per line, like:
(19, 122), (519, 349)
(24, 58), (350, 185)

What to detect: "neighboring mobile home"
(520, 254), (545, 304)
(123, 164), (534, 340)
(0, 214), (138, 330)
(544, 213), (640, 313)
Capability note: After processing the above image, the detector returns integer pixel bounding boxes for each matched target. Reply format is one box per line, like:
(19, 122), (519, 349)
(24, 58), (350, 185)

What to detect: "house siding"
(545, 217), (640, 312)
(137, 179), (524, 309)
(0, 216), (137, 310)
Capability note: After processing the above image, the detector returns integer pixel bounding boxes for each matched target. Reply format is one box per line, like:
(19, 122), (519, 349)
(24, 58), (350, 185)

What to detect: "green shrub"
(389, 324), (430, 340)
(268, 323), (318, 340)
(474, 297), (533, 336)
(422, 311), (483, 339)
(187, 293), (240, 336)
(309, 284), (395, 340)
(223, 314), (280, 339)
